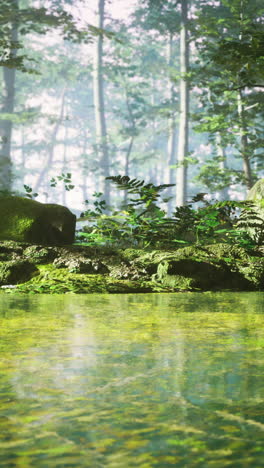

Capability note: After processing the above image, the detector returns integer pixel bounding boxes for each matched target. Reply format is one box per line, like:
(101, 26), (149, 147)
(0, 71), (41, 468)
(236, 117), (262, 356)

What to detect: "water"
(0, 292), (264, 467)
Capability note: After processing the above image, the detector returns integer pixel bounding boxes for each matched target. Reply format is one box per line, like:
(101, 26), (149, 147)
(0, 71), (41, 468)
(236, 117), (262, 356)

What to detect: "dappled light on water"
(0, 293), (263, 467)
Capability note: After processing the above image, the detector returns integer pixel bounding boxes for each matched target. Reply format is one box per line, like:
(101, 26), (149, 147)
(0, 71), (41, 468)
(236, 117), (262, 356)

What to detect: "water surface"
(0, 292), (264, 467)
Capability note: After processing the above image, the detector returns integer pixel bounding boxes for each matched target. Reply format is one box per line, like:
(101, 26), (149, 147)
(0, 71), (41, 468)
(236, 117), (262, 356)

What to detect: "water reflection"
(0, 292), (263, 467)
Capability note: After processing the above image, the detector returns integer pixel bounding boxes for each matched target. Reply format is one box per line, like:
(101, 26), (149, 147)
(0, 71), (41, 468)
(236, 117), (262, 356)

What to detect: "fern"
(236, 203), (264, 245)
(106, 175), (175, 206)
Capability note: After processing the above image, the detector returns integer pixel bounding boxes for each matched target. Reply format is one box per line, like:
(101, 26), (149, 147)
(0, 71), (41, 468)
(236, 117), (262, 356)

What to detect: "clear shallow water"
(0, 292), (264, 468)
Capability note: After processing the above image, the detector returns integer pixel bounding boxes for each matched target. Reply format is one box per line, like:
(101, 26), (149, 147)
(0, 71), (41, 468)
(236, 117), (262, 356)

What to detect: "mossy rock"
(0, 196), (76, 245)
(7, 264), (152, 294)
(0, 260), (38, 285)
(135, 244), (259, 291)
(23, 245), (59, 264)
(53, 256), (109, 274)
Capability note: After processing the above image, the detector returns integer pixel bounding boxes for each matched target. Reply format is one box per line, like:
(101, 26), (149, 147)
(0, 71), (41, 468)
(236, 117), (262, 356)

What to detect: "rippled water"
(0, 292), (264, 467)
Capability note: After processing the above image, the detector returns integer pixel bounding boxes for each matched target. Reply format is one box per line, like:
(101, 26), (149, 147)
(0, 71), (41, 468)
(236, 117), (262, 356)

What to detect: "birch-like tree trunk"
(237, 89), (253, 190)
(93, 0), (110, 205)
(0, 0), (18, 192)
(176, 0), (189, 206)
(167, 34), (177, 214)
(215, 132), (229, 200)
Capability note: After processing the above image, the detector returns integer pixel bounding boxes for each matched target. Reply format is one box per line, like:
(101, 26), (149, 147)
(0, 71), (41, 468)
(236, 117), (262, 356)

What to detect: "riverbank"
(0, 240), (263, 293)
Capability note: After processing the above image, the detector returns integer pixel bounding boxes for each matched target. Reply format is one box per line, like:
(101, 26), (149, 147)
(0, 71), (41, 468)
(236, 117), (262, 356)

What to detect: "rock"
(137, 244), (256, 291)
(0, 260), (38, 285)
(53, 255), (109, 274)
(0, 196), (76, 245)
(23, 245), (59, 264)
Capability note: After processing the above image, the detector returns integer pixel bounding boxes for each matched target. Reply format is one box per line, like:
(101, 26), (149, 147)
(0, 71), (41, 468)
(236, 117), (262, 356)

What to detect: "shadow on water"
(0, 292), (264, 467)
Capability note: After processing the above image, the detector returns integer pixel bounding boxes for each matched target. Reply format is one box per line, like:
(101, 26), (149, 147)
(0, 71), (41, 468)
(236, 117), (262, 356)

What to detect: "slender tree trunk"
(61, 116), (68, 206)
(93, 0), (110, 206)
(80, 135), (89, 203)
(215, 132), (229, 200)
(237, 89), (253, 190)
(167, 34), (177, 214)
(123, 137), (134, 206)
(0, 0), (18, 192)
(176, 0), (189, 206)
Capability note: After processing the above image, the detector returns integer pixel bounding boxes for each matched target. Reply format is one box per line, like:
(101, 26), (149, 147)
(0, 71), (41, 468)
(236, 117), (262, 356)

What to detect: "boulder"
(136, 244), (256, 291)
(0, 260), (38, 285)
(0, 196), (76, 245)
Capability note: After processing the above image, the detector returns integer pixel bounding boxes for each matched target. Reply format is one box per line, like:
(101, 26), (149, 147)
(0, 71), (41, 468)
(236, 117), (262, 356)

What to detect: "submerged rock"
(0, 196), (76, 245)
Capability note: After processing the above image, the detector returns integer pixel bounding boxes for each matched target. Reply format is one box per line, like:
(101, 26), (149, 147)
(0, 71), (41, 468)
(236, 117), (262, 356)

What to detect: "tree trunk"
(167, 34), (177, 214)
(237, 89), (253, 190)
(176, 0), (189, 206)
(215, 132), (229, 200)
(0, 0), (18, 192)
(93, 0), (110, 206)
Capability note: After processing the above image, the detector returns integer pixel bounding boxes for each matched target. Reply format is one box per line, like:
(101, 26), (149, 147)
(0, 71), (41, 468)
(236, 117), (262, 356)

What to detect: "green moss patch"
(6, 264), (153, 294)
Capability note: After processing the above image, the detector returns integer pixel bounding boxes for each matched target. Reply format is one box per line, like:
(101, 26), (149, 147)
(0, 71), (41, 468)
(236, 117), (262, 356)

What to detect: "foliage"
(50, 173), (75, 192)
(76, 176), (264, 249)
(76, 177), (177, 248)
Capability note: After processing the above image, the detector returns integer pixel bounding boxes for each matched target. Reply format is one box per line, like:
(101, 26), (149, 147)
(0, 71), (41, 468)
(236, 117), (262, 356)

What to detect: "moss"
(0, 196), (76, 245)
(136, 244), (257, 291)
(0, 241), (263, 293)
(0, 260), (38, 285)
(6, 264), (153, 294)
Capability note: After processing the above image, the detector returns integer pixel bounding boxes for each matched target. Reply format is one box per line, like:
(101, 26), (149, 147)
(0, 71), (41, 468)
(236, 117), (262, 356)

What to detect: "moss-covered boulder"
(134, 244), (260, 291)
(0, 196), (76, 245)
(0, 260), (38, 285)
(8, 264), (152, 294)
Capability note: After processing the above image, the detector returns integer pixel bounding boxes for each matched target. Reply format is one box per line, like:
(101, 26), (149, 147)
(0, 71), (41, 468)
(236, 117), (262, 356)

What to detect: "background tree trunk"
(167, 34), (177, 214)
(237, 89), (253, 190)
(215, 132), (229, 200)
(0, 0), (18, 192)
(176, 0), (189, 206)
(93, 0), (110, 206)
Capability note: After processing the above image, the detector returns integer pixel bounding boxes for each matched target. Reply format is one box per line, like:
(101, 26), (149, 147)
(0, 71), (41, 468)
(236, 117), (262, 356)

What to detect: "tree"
(0, 0), (19, 191)
(93, 0), (111, 206)
(176, 0), (189, 206)
(193, 0), (264, 193)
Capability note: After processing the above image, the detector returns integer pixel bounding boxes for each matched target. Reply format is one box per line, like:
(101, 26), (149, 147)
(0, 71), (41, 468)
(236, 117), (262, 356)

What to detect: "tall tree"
(176, 0), (189, 206)
(0, 0), (19, 191)
(93, 0), (110, 205)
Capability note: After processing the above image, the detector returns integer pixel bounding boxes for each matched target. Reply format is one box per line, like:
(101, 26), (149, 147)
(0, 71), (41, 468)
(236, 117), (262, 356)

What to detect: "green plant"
(75, 177), (263, 250)
(23, 184), (38, 199)
(50, 173), (75, 191)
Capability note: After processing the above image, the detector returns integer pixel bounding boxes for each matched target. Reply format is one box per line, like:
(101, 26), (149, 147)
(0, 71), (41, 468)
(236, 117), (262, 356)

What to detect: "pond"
(0, 292), (264, 467)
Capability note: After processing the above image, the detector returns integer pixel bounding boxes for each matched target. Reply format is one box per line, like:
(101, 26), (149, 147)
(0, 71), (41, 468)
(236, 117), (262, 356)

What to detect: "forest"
(0, 0), (264, 294)
(0, 3), (264, 466)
